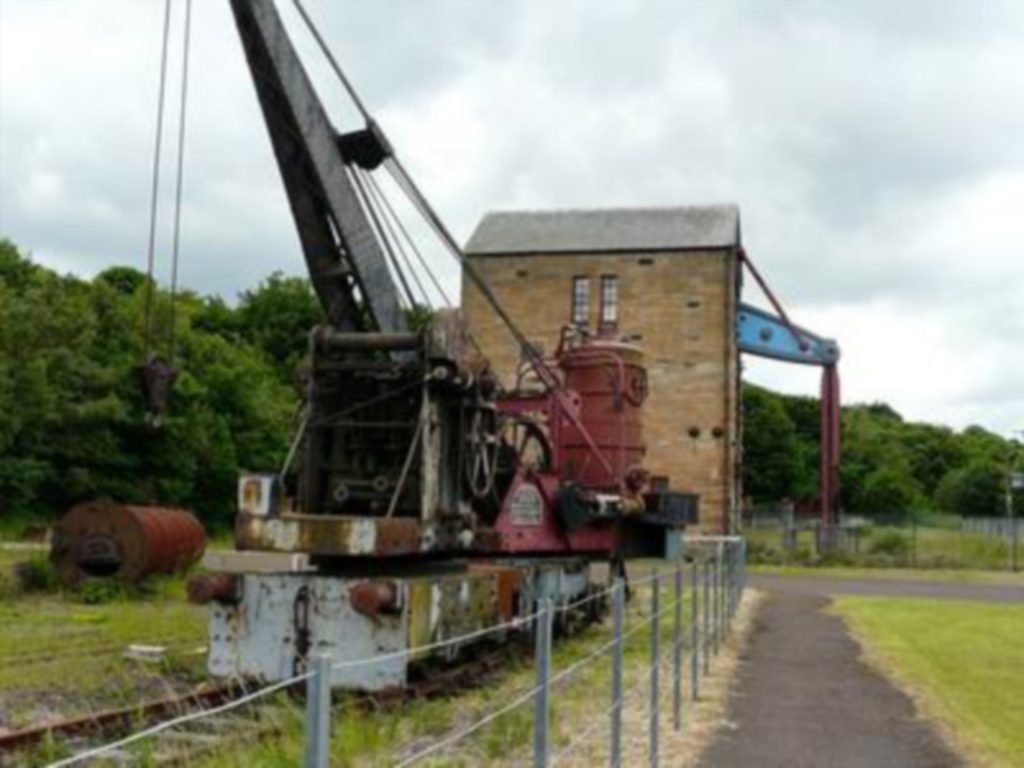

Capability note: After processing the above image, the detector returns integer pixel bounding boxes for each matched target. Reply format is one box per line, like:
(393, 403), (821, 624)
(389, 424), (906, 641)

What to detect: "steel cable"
(360, 168), (432, 307)
(167, 0), (193, 364)
(348, 164), (416, 309)
(141, 0), (173, 355)
(364, 170), (452, 307)
(47, 672), (311, 767)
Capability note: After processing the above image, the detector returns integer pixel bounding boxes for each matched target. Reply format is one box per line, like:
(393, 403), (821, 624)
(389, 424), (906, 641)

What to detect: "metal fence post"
(718, 542), (727, 642)
(534, 598), (552, 768)
(740, 537), (747, 594)
(702, 559), (710, 676)
(712, 549), (720, 657)
(731, 542), (737, 619)
(672, 562), (683, 731)
(724, 542), (733, 623)
(730, 541), (738, 620)
(690, 559), (699, 701)
(649, 570), (660, 768)
(304, 654), (331, 768)
(611, 579), (624, 768)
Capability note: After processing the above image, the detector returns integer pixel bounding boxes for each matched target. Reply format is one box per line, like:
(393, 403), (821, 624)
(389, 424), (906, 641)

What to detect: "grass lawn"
(835, 596), (1024, 768)
(751, 564), (1024, 586)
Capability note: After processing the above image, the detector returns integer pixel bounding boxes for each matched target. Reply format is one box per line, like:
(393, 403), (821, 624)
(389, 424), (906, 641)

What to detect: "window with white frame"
(571, 276), (590, 326)
(600, 275), (618, 328)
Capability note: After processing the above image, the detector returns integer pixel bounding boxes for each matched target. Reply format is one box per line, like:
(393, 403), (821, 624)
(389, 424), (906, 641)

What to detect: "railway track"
(0, 642), (528, 766)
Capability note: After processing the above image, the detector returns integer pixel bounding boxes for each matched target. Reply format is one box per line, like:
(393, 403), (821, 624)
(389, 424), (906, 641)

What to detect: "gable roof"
(464, 205), (740, 255)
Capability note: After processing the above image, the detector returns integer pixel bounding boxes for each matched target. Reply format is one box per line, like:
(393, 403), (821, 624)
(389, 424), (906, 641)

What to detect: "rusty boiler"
(51, 501), (206, 584)
(557, 339), (648, 491)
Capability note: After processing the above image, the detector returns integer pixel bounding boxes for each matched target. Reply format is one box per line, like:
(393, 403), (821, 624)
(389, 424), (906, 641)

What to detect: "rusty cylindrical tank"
(558, 340), (647, 491)
(51, 502), (206, 584)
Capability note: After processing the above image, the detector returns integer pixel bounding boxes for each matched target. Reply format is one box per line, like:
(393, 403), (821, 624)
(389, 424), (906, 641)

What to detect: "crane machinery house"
(462, 206), (742, 533)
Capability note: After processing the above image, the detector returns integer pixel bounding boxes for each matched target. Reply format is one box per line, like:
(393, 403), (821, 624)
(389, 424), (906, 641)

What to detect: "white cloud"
(1, 0), (1023, 435)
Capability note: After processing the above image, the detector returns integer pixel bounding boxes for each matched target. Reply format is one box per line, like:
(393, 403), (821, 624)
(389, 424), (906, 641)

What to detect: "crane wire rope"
(141, 0), (174, 358)
(347, 164), (417, 310)
(359, 167), (432, 308)
(364, 170), (452, 307)
(289, 0), (553, 377)
(167, 0), (194, 364)
(289, 0), (620, 477)
(287, 0), (627, 479)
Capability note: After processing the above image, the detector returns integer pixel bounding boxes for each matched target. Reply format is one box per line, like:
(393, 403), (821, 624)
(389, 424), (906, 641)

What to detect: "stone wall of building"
(462, 248), (740, 532)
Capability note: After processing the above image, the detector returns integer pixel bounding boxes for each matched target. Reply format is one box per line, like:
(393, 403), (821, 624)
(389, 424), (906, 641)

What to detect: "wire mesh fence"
(38, 536), (747, 768)
(745, 509), (1020, 571)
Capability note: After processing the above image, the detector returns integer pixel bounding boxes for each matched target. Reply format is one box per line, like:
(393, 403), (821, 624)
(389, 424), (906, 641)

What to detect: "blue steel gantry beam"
(737, 303), (840, 367)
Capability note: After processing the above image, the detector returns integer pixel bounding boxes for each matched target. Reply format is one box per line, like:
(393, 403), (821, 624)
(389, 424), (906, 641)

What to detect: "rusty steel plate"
(236, 513), (422, 556)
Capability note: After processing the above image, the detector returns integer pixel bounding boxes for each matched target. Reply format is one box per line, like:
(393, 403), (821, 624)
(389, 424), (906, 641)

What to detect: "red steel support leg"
(820, 365), (841, 527)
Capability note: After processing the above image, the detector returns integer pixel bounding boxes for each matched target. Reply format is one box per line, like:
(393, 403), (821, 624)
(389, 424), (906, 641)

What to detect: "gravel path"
(699, 577), (966, 768)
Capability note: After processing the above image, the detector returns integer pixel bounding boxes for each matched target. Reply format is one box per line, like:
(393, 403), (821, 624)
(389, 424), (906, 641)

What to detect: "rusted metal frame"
(820, 365), (841, 526)
(315, 329), (420, 351)
(326, 419), (418, 429)
(314, 376), (423, 428)
(302, 348), (424, 515)
(386, 406), (428, 518)
(236, 512), (422, 556)
(0, 684), (240, 754)
(498, 396), (561, 474)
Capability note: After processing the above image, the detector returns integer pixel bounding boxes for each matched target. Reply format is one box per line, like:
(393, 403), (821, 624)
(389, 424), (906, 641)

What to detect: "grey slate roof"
(464, 205), (740, 255)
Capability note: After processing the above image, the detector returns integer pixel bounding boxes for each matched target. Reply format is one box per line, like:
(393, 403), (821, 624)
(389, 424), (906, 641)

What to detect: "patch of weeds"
(866, 529), (911, 558)
(12, 554), (59, 593)
(817, 549), (857, 567)
(481, 702), (532, 760)
(406, 697), (456, 738)
(745, 538), (784, 565)
(331, 699), (403, 766)
(79, 578), (131, 604)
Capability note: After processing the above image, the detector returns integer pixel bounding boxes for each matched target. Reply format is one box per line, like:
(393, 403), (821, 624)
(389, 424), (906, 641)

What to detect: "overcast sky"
(1, 0), (1022, 436)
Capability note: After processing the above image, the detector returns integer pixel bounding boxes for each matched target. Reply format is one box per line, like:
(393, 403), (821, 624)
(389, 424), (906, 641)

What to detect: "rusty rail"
(0, 683), (240, 754)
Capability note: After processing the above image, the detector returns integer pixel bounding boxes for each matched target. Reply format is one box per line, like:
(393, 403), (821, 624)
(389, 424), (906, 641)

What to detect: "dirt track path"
(699, 576), (966, 768)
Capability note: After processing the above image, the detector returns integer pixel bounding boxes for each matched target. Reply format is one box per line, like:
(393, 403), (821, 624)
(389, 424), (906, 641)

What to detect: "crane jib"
(228, 0), (405, 334)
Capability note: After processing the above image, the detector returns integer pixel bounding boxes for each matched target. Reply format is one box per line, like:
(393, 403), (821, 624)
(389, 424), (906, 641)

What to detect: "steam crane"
(189, 0), (690, 691)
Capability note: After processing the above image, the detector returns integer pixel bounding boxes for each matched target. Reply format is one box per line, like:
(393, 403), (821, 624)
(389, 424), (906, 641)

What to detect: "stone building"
(462, 206), (741, 532)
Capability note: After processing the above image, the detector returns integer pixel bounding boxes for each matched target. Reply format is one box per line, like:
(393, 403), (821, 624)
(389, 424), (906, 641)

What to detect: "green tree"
(936, 460), (1009, 518)
(237, 272), (322, 382)
(859, 464), (924, 515)
(741, 385), (803, 501)
(0, 239), (299, 531)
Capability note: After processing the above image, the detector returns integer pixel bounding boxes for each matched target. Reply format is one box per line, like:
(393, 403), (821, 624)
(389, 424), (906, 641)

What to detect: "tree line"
(1, 237), (1019, 532)
(743, 384), (1022, 518)
(0, 238), (318, 532)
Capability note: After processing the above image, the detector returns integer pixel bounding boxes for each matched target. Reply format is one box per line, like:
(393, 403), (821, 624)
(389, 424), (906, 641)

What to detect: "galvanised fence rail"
(962, 516), (1024, 538)
(746, 511), (1020, 571)
(48, 535), (747, 768)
